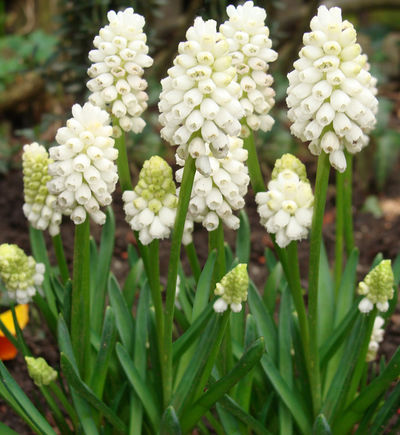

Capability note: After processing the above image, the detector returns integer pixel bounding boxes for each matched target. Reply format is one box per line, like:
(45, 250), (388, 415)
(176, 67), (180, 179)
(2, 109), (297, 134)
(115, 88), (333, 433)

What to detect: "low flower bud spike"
(0, 244), (45, 304)
(256, 154), (314, 248)
(22, 142), (62, 236)
(286, 5), (378, 172)
(123, 156), (178, 245)
(357, 259), (394, 313)
(25, 356), (57, 387)
(213, 263), (249, 313)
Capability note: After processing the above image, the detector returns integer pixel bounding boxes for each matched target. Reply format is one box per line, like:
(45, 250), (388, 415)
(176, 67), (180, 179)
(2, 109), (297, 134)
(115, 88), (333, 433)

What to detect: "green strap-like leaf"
(0, 423), (20, 435)
(235, 210), (250, 264)
(312, 414), (332, 434)
(369, 382), (400, 434)
(263, 261), (283, 314)
(160, 406), (182, 435)
(123, 258), (144, 307)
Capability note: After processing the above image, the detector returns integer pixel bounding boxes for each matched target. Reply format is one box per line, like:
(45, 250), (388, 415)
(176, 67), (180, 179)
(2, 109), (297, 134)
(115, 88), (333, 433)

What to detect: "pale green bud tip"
(25, 356), (57, 387)
(272, 154), (308, 182)
(358, 260), (394, 313)
(213, 264), (248, 313)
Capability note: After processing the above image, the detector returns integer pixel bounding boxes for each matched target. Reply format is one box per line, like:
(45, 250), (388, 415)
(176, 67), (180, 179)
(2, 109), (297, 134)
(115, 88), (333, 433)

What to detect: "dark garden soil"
(0, 155), (399, 433)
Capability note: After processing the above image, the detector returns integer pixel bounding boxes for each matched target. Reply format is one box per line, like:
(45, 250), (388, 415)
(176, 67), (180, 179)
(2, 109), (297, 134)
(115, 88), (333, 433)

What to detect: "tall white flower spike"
(0, 244), (44, 304)
(48, 103), (118, 225)
(123, 156), (178, 245)
(220, 1), (277, 135)
(358, 260), (394, 313)
(256, 154), (314, 248)
(87, 7), (153, 133)
(286, 5), (378, 172)
(22, 142), (62, 236)
(159, 16), (244, 175)
(176, 136), (249, 232)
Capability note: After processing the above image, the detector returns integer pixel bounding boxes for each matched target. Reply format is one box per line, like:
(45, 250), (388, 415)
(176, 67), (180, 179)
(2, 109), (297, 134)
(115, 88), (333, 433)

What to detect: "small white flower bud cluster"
(220, 1), (277, 134)
(287, 6), (378, 172)
(159, 17), (245, 172)
(358, 260), (394, 313)
(256, 154), (314, 248)
(123, 156), (178, 245)
(366, 316), (385, 362)
(87, 7), (153, 133)
(48, 103), (118, 225)
(214, 264), (248, 313)
(176, 137), (249, 233)
(0, 244), (44, 304)
(22, 143), (62, 236)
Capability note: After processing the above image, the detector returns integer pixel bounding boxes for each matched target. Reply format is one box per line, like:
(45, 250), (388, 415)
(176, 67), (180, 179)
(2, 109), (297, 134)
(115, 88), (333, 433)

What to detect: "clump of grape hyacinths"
(220, 1), (277, 135)
(176, 136), (249, 232)
(87, 7), (153, 133)
(366, 316), (385, 362)
(0, 244), (45, 304)
(158, 16), (244, 175)
(214, 263), (249, 313)
(256, 154), (314, 248)
(22, 142), (62, 236)
(123, 156), (178, 245)
(47, 103), (118, 226)
(358, 260), (394, 313)
(286, 5), (378, 172)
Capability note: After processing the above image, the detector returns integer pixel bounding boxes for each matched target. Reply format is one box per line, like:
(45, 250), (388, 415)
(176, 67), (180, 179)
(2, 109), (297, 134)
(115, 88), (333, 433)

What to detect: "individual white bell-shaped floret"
(48, 103), (118, 225)
(176, 136), (249, 234)
(159, 16), (245, 161)
(256, 154), (314, 248)
(213, 263), (249, 313)
(123, 156), (178, 245)
(0, 244), (45, 304)
(366, 316), (385, 362)
(286, 5), (378, 172)
(87, 7), (153, 133)
(220, 1), (277, 135)
(22, 143), (62, 236)
(357, 260), (394, 314)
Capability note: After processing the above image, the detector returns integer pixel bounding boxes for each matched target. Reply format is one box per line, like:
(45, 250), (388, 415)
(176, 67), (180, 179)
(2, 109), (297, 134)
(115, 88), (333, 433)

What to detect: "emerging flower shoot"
(87, 8), (153, 133)
(22, 142), (62, 236)
(287, 6), (378, 172)
(25, 356), (57, 387)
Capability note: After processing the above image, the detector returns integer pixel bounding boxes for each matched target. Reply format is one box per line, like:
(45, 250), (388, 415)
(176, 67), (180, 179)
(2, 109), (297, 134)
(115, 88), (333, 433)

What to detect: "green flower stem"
(49, 381), (79, 429)
(334, 170), (345, 294)
(52, 234), (69, 284)
(308, 151), (331, 417)
(343, 151), (354, 254)
(39, 385), (72, 434)
(184, 242), (201, 283)
(242, 127), (266, 194)
(113, 122), (133, 192)
(71, 216), (91, 381)
(163, 155), (196, 407)
(208, 220), (226, 287)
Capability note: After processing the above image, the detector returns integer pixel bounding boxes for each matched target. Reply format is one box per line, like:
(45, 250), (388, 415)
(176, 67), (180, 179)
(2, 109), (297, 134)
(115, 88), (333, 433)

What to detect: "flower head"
(48, 103), (118, 225)
(159, 17), (244, 170)
(0, 244), (44, 304)
(25, 356), (57, 387)
(271, 153), (308, 181)
(220, 1), (277, 134)
(358, 260), (394, 313)
(213, 263), (249, 313)
(256, 155), (314, 248)
(87, 7), (153, 133)
(176, 136), (249, 232)
(366, 316), (385, 362)
(22, 142), (62, 236)
(286, 6), (378, 172)
(123, 156), (178, 245)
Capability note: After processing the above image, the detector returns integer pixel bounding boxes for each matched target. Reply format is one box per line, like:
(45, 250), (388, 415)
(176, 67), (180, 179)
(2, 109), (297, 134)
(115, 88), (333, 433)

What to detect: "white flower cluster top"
(287, 5), (378, 172)
(22, 142), (62, 236)
(87, 7), (153, 133)
(159, 17), (245, 174)
(220, 1), (277, 134)
(48, 103), (118, 225)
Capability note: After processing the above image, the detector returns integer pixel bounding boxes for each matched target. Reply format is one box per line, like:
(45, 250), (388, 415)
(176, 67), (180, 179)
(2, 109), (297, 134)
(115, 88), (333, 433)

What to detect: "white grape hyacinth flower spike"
(286, 5), (378, 172)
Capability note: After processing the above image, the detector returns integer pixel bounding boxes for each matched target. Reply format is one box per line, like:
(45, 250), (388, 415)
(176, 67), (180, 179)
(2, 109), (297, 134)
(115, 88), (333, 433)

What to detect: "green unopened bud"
(271, 153), (308, 182)
(25, 356), (57, 387)
(358, 260), (394, 313)
(213, 264), (248, 313)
